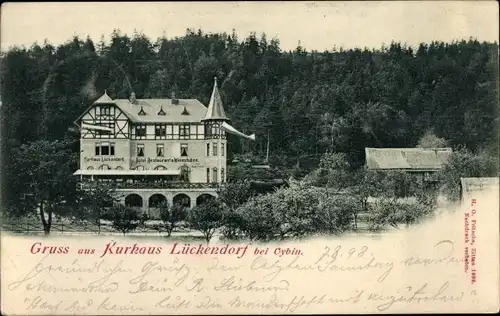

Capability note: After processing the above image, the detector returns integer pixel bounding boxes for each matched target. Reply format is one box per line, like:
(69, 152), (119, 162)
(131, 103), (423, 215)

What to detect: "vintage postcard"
(1, 1), (499, 314)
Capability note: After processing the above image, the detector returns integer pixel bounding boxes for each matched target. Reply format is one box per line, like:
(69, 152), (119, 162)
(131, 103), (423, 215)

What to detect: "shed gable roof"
(365, 147), (453, 171)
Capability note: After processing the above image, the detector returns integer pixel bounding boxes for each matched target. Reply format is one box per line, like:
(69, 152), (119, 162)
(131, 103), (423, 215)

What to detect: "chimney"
(171, 91), (179, 105)
(130, 92), (137, 104)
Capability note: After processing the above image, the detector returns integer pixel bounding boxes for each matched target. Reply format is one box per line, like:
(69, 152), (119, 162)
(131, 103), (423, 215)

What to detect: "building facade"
(73, 78), (251, 218)
(365, 147), (453, 178)
(460, 177), (499, 205)
(364, 147), (453, 195)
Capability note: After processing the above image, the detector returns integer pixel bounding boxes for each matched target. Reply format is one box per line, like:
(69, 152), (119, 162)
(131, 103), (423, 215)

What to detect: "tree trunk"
(39, 201), (52, 236)
(331, 124), (334, 148)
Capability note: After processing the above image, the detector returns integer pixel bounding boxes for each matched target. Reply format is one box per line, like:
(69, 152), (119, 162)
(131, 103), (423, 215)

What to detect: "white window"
(95, 142), (115, 156)
(212, 167), (218, 183)
(212, 143), (218, 156)
(180, 144), (188, 157)
(101, 142), (110, 155)
(179, 124), (190, 138)
(221, 143), (225, 156)
(157, 144), (164, 157)
(155, 124), (166, 138)
(137, 144), (145, 157)
(166, 125), (173, 139)
(135, 124), (146, 138)
(211, 124), (219, 136)
(180, 166), (190, 181)
(100, 105), (111, 116)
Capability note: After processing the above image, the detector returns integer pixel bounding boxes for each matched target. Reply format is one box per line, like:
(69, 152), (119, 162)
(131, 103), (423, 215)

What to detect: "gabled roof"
(365, 147), (453, 171)
(93, 90), (115, 104)
(74, 89), (252, 139)
(201, 77), (230, 122)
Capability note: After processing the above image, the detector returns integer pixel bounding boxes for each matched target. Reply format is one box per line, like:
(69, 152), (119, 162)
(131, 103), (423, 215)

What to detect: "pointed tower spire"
(201, 77), (230, 122)
(93, 90), (115, 104)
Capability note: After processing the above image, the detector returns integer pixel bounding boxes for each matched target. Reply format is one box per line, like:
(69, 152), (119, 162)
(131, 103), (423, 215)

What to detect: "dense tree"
(157, 201), (188, 237)
(313, 193), (359, 234)
(76, 181), (117, 233)
(2, 32), (497, 173)
(188, 199), (224, 243)
(368, 198), (435, 231)
(217, 180), (253, 239)
(1, 30), (498, 224)
(232, 183), (360, 241)
(416, 130), (449, 148)
(4, 139), (77, 235)
(441, 148), (498, 201)
(105, 203), (141, 235)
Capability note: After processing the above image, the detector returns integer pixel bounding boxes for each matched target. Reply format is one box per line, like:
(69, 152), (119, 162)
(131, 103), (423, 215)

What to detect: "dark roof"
(365, 147), (453, 171)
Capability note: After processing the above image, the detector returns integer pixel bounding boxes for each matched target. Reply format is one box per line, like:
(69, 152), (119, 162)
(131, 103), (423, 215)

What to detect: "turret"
(202, 77), (229, 183)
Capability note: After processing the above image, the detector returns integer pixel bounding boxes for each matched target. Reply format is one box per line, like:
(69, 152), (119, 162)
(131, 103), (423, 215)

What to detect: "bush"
(157, 200), (187, 236)
(368, 198), (434, 231)
(416, 130), (449, 148)
(217, 180), (253, 240)
(313, 194), (361, 234)
(188, 199), (224, 243)
(232, 184), (359, 241)
(441, 148), (498, 201)
(106, 204), (141, 235)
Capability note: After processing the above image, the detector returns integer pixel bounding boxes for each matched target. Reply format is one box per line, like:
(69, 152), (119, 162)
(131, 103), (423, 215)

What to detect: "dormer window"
(138, 106), (146, 116)
(158, 106), (166, 116)
(181, 106), (189, 115)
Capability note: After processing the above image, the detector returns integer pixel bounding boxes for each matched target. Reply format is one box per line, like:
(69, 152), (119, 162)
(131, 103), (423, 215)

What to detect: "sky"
(1, 1), (498, 52)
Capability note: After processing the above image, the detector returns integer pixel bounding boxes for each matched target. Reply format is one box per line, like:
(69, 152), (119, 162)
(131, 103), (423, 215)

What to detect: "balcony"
(80, 180), (221, 190)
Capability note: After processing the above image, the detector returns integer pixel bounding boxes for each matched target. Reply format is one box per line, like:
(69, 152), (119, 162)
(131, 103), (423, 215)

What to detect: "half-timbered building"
(73, 78), (254, 218)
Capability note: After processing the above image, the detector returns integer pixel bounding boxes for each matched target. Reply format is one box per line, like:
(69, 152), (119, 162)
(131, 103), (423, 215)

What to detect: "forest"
(0, 29), (498, 237)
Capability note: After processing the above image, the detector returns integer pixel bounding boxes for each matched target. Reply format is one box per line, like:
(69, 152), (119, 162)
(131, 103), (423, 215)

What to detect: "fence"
(2, 214), (374, 236)
(81, 181), (221, 190)
(1, 220), (117, 234)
